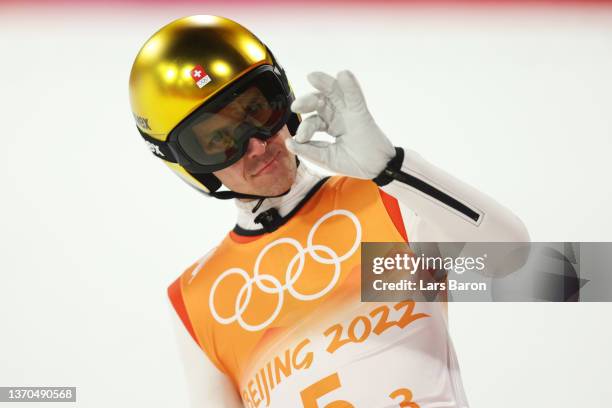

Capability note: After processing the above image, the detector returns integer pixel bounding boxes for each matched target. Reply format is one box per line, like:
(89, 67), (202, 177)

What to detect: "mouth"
(252, 151), (281, 177)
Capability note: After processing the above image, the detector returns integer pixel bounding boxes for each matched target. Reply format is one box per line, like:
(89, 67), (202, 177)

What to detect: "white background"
(0, 4), (611, 407)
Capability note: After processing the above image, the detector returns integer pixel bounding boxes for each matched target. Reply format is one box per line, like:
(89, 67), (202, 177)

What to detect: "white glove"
(285, 70), (397, 180)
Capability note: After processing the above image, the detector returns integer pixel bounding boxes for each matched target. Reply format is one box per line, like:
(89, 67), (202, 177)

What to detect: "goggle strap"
(138, 128), (178, 163)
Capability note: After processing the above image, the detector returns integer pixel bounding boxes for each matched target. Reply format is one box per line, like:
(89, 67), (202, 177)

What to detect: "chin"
(259, 169), (296, 196)
(259, 176), (294, 196)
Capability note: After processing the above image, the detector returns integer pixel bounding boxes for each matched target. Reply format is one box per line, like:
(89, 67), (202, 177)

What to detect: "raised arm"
(286, 70), (529, 243)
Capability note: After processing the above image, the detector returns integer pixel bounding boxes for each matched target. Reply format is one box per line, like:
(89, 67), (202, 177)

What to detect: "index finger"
(307, 71), (346, 109)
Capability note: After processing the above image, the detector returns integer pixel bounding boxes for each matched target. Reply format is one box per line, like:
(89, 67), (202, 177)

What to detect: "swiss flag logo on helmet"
(190, 65), (212, 88)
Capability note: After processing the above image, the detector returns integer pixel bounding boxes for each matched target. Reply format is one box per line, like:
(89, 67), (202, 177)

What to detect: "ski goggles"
(139, 65), (294, 173)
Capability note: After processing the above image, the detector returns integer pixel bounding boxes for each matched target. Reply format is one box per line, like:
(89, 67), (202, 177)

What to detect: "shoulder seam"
(167, 277), (199, 346)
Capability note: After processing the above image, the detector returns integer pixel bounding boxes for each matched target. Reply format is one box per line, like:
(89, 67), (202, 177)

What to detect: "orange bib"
(168, 177), (465, 407)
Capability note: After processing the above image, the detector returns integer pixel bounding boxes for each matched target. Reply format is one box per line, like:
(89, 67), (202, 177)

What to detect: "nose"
(245, 137), (267, 159)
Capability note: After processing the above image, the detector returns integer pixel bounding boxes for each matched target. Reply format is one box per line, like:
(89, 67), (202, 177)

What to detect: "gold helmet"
(129, 15), (299, 198)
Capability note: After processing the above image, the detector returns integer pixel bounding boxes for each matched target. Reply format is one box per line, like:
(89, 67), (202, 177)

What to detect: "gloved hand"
(285, 70), (397, 179)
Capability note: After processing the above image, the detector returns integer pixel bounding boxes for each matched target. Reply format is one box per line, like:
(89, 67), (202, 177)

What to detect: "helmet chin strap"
(208, 178), (292, 233)
(208, 187), (292, 202)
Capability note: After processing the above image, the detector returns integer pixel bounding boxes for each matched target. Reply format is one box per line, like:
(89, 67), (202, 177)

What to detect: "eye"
(245, 102), (263, 115)
(207, 130), (229, 147)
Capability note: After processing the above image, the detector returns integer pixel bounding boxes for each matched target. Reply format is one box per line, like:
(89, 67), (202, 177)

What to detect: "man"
(129, 15), (528, 408)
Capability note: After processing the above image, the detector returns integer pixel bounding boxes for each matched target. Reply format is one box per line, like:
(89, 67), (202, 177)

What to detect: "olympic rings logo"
(209, 209), (362, 332)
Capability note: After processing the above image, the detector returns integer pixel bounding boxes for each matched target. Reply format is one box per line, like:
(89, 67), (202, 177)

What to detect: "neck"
(234, 164), (324, 231)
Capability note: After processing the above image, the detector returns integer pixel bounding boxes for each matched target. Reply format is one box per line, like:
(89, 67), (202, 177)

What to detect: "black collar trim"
(232, 176), (331, 237)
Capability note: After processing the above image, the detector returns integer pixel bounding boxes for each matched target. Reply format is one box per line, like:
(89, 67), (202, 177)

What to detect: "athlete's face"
(213, 125), (297, 199)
